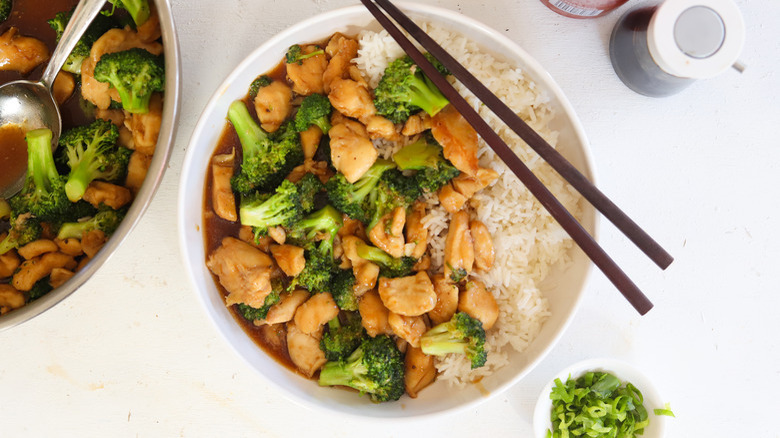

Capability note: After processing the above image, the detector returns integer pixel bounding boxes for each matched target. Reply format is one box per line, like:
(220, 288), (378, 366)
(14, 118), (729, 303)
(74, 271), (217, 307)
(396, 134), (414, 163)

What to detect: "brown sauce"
(0, 123), (28, 189)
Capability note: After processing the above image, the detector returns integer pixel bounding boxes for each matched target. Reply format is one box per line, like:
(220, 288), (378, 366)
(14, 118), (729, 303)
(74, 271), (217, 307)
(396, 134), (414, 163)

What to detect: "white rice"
(355, 24), (582, 386)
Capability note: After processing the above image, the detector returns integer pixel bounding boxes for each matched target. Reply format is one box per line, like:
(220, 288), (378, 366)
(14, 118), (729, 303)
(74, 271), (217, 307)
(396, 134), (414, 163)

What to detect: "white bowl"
(178, 2), (596, 418)
(533, 358), (668, 437)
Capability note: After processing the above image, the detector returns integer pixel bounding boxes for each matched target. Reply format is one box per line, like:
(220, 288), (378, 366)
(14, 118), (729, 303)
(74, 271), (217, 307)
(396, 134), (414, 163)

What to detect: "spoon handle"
(40, 0), (108, 89)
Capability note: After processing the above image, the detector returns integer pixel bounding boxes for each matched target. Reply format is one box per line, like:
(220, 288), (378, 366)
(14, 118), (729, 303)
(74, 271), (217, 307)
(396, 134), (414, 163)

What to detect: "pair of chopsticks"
(361, 0), (673, 315)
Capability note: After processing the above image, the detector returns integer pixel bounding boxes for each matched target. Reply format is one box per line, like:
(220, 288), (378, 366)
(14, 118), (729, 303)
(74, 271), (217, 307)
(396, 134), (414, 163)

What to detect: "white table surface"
(2, 0), (778, 436)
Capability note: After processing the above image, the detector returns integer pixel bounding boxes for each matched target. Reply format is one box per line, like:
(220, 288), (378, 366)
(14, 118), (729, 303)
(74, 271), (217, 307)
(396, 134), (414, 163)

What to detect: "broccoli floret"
(294, 93), (332, 134)
(330, 269), (358, 311)
(93, 48), (164, 114)
(0, 0), (11, 23)
(373, 54), (450, 124)
(295, 173), (324, 214)
(105, 0), (150, 27)
(28, 277), (53, 301)
(59, 119), (131, 202)
(448, 266), (468, 283)
(235, 279), (284, 322)
(354, 240), (416, 278)
(239, 179), (304, 237)
(288, 205), (344, 293)
(288, 206), (343, 284)
(285, 44), (324, 64)
(320, 313), (366, 361)
(228, 100), (304, 194)
(9, 129), (69, 222)
(56, 208), (125, 240)
(393, 133), (460, 193)
(420, 312), (487, 369)
(48, 9), (118, 74)
(325, 159), (395, 223)
(364, 168), (421, 231)
(318, 334), (404, 402)
(248, 75), (272, 99)
(0, 214), (41, 256)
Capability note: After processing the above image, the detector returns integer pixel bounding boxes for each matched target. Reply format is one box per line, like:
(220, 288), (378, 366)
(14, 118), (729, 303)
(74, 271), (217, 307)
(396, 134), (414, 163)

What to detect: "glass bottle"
(540, 0), (629, 18)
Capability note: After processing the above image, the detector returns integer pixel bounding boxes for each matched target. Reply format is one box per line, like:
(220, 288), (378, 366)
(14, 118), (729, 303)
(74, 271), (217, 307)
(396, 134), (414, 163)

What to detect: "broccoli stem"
(407, 74), (449, 118)
(115, 82), (153, 114)
(419, 326), (471, 356)
(26, 129), (58, 194)
(228, 100), (267, 161)
(318, 356), (369, 388)
(115, 0), (150, 26)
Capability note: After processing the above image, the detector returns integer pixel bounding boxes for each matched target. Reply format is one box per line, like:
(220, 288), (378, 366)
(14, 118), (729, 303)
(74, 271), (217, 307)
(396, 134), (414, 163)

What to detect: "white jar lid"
(648, 0), (745, 79)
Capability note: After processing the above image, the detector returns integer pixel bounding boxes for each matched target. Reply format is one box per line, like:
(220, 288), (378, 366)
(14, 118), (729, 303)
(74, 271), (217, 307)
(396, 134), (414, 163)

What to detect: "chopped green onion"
(653, 403), (676, 417)
(547, 371), (673, 438)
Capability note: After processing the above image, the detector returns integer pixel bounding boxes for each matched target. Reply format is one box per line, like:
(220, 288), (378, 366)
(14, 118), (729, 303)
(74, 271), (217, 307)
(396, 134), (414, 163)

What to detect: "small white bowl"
(178, 2), (596, 418)
(533, 358), (669, 438)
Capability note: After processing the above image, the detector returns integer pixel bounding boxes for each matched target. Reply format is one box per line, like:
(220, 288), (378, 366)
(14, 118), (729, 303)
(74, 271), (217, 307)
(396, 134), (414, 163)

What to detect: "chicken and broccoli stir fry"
(0, 0), (165, 315)
(205, 34), (500, 402)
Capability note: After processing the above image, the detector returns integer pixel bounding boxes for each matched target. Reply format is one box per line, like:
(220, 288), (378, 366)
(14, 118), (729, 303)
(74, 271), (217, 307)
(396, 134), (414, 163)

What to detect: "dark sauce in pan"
(202, 59), (305, 374)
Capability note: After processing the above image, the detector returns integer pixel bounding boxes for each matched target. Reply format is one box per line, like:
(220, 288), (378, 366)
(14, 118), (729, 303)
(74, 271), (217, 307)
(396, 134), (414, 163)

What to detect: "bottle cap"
(647, 0), (744, 79)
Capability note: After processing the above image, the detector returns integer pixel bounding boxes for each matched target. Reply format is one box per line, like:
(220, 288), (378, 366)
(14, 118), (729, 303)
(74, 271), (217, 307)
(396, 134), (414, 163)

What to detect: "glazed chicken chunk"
(206, 237), (275, 309)
(254, 80), (293, 133)
(329, 119), (378, 183)
(0, 28), (49, 74)
(286, 44), (327, 95)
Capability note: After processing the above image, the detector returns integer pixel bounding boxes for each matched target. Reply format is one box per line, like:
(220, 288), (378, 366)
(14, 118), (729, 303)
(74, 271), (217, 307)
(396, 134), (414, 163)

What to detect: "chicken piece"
(341, 236), (380, 294)
(0, 27), (49, 74)
(358, 290), (391, 337)
(293, 292), (339, 335)
(125, 93), (163, 155)
(328, 78), (376, 122)
(365, 115), (400, 141)
(286, 320), (327, 378)
(0, 250), (20, 277)
(55, 238), (83, 257)
(388, 313), (427, 348)
(458, 280), (499, 330)
(330, 110), (350, 126)
(136, 3), (162, 43)
(17, 239), (58, 260)
(451, 168), (500, 199)
(338, 216), (365, 239)
(444, 211), (474, 281)
(12, 252), (74, 292)
(118, 126), (134, 149)
(378, 272), (437, 317)
(404, 346), (436, 398)
(405, 202), (428, 259)
(211, 162), (237, 222)
(81, 28), (163, 110)
(470, 220), (495, 271)
(347, 65), (369, 89)
(257, 323), (287, 352)
(270, 244), (305, 277)
(125, 151), (152, 195)
(266, 226), (286, 245)
(206, 237), (275, 308)
(238, 226), (273, 252)
(368, 207), (406, 259)
(49, 268), (75, 289)
(401, 113), (432, 137)
(322, 35), (358, 93)
(329, 119), (378, 184)
(431, 105), (480, 176)
(53, 72), (75, 105)
(286, 44), (327, 95)
(438, 183), (467, 213)
(254, 80), (292, 133)
(260, 289), (310, 325)
(429, 274), (459, 325)
(83, 181), (133, 210)
(286, 159), (332, 185)
(81, 230), (107, 259)
(0, 284), (25, 315)
(299, 125), (323, 160)
(95, 108), (125, 126)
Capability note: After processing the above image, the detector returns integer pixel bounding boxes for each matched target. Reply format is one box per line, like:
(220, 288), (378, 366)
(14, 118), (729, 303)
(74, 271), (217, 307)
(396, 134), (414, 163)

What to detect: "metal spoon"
(0, 0), (107, 199)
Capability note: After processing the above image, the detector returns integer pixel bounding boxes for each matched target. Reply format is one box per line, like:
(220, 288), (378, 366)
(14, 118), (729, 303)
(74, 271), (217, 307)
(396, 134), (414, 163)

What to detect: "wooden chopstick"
(366, 1), (672, 271)
(361, 0), (654, 315)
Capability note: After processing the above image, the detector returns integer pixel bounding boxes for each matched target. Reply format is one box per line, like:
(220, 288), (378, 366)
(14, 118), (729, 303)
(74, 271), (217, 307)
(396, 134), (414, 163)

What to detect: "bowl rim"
(0, 2), (182, 332)
(177, 1), (597, 419)
(533, 358), (668, 437)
